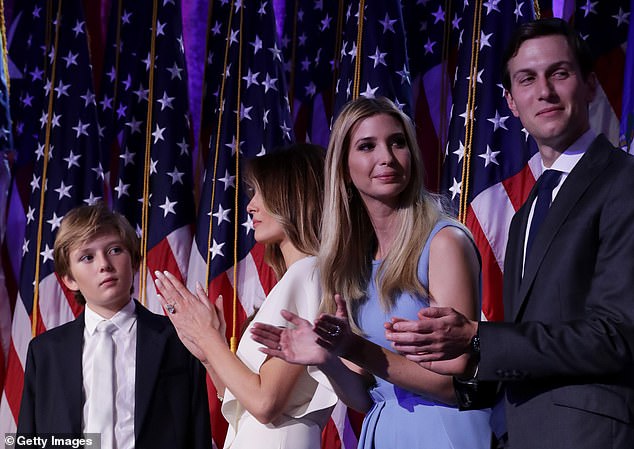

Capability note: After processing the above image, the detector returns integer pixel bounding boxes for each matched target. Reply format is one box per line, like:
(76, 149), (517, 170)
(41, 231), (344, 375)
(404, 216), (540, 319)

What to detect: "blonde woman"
(154, 144), (337, 449)
(252, 97), (492, 449)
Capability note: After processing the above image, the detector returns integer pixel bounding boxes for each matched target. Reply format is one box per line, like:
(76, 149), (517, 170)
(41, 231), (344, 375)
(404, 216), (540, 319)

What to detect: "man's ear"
(505, 89), (519, 118)
(61, 274), (79, 291)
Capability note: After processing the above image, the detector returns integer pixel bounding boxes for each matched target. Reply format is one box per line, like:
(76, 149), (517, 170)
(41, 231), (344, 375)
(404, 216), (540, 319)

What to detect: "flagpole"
(140, 0), (159, 306)
(352, 0), (365, 99)
(32, 0), (63, 337)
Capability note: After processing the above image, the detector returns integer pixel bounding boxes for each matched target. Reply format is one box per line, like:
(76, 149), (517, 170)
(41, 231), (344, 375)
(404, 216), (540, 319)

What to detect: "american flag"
(187, 1), (291, 446)
(0, 0), (104, 433)
(621, 0), (634, 153)
(97, 0), (196, 315)
(333, 0), (413, 118)
(0, 11), (14, 399)
(402, 0), (460, 191)
(573, 0), (630, 147)
(441, 1), (538, 321)
(280, 0), (338, 148)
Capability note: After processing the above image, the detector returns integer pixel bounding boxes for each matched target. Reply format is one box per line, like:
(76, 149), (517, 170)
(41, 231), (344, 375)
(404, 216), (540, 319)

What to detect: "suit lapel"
(54, 314), (85, 433)
(513, 136), (612, 321)
(134, 301), (169, 438)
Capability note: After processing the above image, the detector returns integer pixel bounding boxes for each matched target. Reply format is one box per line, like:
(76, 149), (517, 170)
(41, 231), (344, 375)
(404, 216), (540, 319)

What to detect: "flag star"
(229, 29), (239, 45)
(142, 52), (156, 70)
(156, 20), (166, 36)
(167, 167), (184, 184)
(242, 214), (254, 234)
(131, 84), (148, 102)
(319, 13), (332, 31)
(159, 197), (177, 217)
(152, 124), (166, 143)
(225, 135), (243, 155)
(483, 0), (501, 15)
(126, 116), (143, 134)
(521, 127), (530, 141)
(368, 46), (387, 68)
(424, 38), (436, 55)
(268, 42), (282, 61)
(84, 192), (102, 206)
(459, 106), (477, 121)
(122, 10), (132, 24)
(218, 169), (236, 190)
(176, 138), (190, 155)
(55, 181), (73, 199)
(72, 20), (85, 36)
(479, 145), (501, 167)
(106, 66), (117, 82)
(242, 68), (260, 88)
(92, 163), (105, 180)
(211, 20), (222, 35)
(300, 56), (311, 71)
(263, 109), (270, 127)
(47, 212), (63, 231)
(280, 121), (292, 140)
(239, 103), (253, 121)
(80, 89), (96, 107)
(157, 91), (175, 110)
(122, 74), (133, 90)
(22, 239), (29, 256)
(449, 178), (462, 200)
(262, 73), (278, 93)
(348, 41), (357, 60)
(22, 93), (35, 107)
(257, 1), (267, 15)
(612, 8), (630, 27)
(30, 66), (45, 81)
(378, 12), (397, 33)
(115, 179), (131, 198)
(305, 82), (317, 97)
(100, 95), (113, 110)
(514, 1), (525, 20)
(149, 158), (158, 174)
(314, 0), (323, 10)
(213, 204), (231, 225)
(62, 51), (79, 68)
(166, 62), (183, 80)
(116, 103), (127, 119)
(72, 120), (90, 137)
(580, 0), (598, 17)
(452, 13), (462, 29)
(480, 31), (493, 49)
(250, 35), (263, 54)
(41, 244), (54, 264)
(210, 239), (225, 260)
(64, 151), (81, 168)
(393, 98), (406, 111)
(26, 206), (36, 224)
(360, 82), (379, 99)
(487, 110), (509, 131)
(431, 5), (445, 23)
(453, 141), (465, 162)
(120, 147), (136, 166)
(257, 145), (266, 157)
(298, 32), (308, 46)
(51, 113), (62, 128)
(54, 80), (71, 98)
(30, 174), (41, 192)
(396, 65), (411, 85)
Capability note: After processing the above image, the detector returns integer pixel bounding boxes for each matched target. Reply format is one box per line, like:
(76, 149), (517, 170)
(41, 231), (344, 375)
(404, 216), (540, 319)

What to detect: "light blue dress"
(355, 220), (492, 449)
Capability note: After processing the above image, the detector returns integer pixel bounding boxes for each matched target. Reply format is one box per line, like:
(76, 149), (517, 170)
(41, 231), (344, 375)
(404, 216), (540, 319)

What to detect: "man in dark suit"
(385, 18), (634, 449)
(17, 203), (211, 449)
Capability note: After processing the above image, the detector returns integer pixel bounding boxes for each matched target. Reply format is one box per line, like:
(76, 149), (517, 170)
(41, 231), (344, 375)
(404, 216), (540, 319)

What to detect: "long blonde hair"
(319, 97), (442, 331)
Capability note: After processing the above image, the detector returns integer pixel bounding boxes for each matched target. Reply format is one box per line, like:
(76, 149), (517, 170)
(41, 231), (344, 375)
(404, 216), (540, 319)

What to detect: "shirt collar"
(84, 299), (137, 335)
(542, 129), (596, 175)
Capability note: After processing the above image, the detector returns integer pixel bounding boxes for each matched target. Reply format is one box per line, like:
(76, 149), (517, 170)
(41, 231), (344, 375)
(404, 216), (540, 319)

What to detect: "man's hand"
(385, 306), (478, 364)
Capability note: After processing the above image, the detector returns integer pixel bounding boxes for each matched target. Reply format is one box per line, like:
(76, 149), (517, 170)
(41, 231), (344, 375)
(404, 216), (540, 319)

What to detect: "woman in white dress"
(154, 144), (337, 449)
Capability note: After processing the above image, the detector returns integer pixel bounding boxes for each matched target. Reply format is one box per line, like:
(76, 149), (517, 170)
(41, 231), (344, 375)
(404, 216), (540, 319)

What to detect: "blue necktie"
(526, 170), (562, 256)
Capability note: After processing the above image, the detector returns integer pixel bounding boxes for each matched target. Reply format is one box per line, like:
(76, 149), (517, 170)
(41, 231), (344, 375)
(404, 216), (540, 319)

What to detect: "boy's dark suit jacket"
(462, 135), (634, 449)
(17, 300), (212, 449)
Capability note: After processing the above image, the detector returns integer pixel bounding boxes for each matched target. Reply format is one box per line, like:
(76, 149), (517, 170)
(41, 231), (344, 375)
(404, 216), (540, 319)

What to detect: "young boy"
(17, 203), (212, 449)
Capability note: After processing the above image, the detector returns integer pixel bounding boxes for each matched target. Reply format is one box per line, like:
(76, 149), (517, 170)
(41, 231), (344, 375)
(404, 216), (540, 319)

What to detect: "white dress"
(221, 256), (338, 449)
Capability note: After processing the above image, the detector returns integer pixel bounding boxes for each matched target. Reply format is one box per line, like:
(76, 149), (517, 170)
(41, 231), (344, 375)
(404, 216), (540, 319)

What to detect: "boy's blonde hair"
(54, 203), (140, 304)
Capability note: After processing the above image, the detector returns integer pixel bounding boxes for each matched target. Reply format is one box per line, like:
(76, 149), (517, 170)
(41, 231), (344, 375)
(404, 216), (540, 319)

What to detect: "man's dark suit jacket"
(17, 300), (212, 449)
(473, 135), (634, 449)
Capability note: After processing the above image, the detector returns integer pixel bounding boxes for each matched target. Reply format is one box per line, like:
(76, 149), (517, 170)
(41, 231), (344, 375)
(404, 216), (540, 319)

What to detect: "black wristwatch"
(469, 331), (480, 360)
